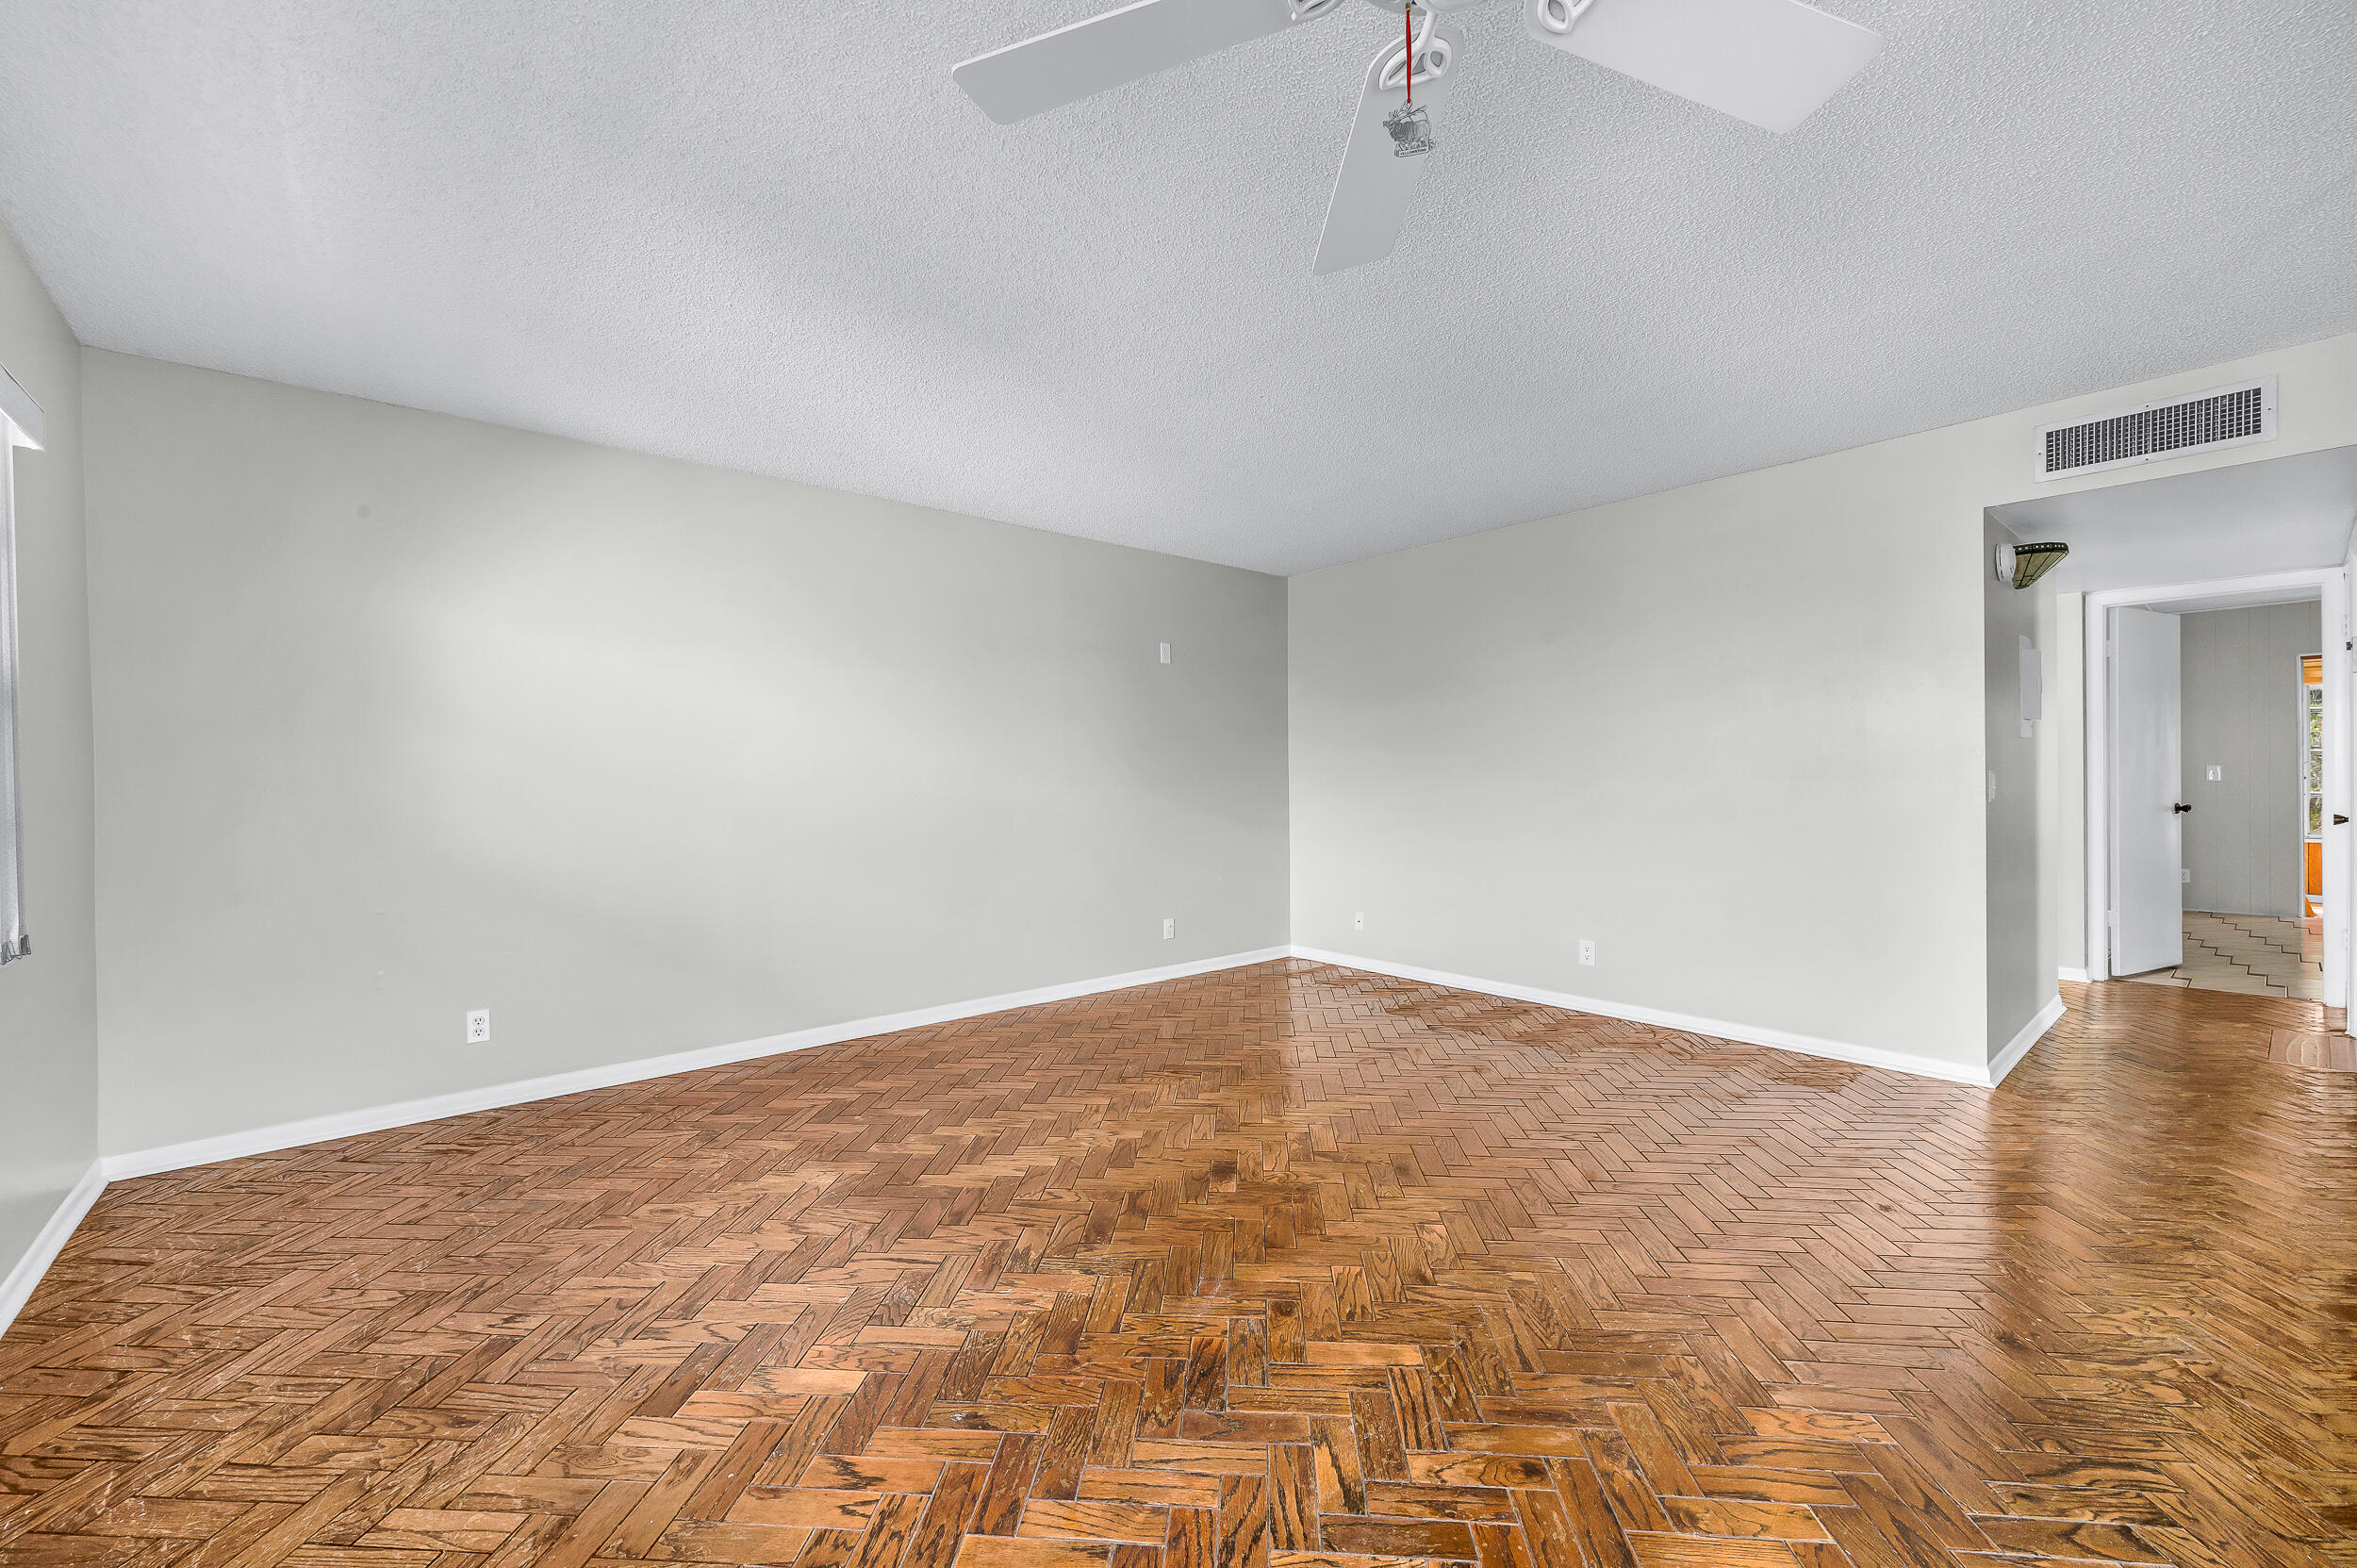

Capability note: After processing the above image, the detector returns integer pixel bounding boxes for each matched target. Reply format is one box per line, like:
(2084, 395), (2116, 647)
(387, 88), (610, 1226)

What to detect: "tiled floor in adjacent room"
(2120, 910), (2324, 999)
(4, 962), (2355, 1566)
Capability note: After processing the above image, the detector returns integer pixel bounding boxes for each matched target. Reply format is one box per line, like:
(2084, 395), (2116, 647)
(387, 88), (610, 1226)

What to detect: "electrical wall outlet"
(1162, 916), (1176, 940)
(1579, 939), (1596, 966)
(2182, 868), (2191, 883)
(1353, 911), (1364, 931)
(1159, 642), (1171, 665)
(467, 1009), (490, 1045)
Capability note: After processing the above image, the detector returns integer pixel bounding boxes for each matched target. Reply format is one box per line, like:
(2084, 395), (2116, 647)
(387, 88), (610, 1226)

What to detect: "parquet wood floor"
(5, 962), (2355, 1568)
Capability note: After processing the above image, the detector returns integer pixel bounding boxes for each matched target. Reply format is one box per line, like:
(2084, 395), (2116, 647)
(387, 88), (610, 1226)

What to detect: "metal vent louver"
(2036, 378), (2275, 481)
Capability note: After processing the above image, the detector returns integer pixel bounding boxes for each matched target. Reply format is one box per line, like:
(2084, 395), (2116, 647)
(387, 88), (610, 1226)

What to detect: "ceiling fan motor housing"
(952, 0), (1887, 270)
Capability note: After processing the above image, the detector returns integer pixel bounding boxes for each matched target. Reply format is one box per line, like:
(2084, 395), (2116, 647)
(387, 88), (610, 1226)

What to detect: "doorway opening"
(2086, 569), (2348, 1006)
(1989, 441), (2357, 1030)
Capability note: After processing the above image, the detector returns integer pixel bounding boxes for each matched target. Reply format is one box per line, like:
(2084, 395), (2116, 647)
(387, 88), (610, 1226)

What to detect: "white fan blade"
(1313, 27), (1462, 276)
(955, 0), (1316, 124)
(1522, 0), (1881, 133)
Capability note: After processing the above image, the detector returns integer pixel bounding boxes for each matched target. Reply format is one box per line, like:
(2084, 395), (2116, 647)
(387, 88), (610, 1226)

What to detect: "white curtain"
(0, 443), (24, 964)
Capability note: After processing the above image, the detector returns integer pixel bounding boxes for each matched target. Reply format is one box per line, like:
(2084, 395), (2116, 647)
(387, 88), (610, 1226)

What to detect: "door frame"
(2085, 566), (2349, 1005)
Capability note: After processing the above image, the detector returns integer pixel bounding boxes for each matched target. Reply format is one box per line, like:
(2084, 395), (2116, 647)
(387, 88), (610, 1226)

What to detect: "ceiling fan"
(951, 0), (1884, 274)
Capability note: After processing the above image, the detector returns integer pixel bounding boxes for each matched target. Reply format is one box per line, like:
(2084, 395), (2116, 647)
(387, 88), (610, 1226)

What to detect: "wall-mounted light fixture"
(1994, 540), (2069, 589)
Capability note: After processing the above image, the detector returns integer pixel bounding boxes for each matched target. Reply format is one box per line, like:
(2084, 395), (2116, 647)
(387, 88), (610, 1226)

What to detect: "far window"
(2303, 654), (2324, 921)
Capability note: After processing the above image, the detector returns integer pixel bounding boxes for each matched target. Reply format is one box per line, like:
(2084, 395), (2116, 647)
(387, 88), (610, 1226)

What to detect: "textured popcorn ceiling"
(2, 1), (2353, 574)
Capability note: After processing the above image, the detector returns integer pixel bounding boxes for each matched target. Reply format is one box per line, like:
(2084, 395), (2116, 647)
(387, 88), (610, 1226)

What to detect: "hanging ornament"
(1385, 3), (1435, 157)
(1384, 101), (1434, 157)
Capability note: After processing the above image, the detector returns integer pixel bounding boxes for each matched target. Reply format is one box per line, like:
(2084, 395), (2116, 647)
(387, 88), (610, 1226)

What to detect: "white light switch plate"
(2207, 765), (2222, 781)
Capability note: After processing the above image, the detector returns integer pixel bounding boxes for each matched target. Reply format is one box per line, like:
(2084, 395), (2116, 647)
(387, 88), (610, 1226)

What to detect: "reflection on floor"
(2270, 1023), (2357, 1070)
(2122, 909), (2323, 999)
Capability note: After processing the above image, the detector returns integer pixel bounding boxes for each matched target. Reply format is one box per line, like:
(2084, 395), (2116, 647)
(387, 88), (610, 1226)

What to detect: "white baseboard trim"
(1288, 946), (2009, 1087)
(2057, 966), (2092, 983)
(99, 945), (1293, 1183)
(0, 1159), (107, 1338)
(1988, 994), (2068, 1087)
(31, 942), (2048, 1336)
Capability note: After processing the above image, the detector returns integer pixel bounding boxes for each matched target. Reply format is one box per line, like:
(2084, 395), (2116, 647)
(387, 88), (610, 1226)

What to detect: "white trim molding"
(1, 947), (1291, 1334)
(17, 940), (2068, 1340)
(1989, 995), (2068, 1086)
(2057, 966), (2092, 983)
(0, 1160), (105, 1337)
(1290, 947), (2033, 1088)
(99, 946), (1293, 1182)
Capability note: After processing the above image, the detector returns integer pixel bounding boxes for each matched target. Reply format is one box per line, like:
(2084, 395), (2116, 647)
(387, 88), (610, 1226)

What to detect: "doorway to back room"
(2089, 570), (2348, 1007)
(1990, 441), (2357, 1014)
(2115, 602), (2325, 999)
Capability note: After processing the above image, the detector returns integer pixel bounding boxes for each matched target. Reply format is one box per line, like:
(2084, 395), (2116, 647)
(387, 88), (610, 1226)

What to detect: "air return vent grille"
(2036, 378), (2275, 481)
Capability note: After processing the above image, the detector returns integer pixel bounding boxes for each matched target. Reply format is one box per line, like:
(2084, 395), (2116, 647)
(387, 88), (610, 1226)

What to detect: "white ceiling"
(1990, 444), (2357, 597)
(2, 1), (2354, 575)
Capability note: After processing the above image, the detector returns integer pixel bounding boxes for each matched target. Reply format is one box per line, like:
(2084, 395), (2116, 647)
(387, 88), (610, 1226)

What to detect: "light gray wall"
(83, 352), (1290, 1158)
(1985, 514), (2053, 1058)
(1290, 335), (2357, 1077)
(2181, 602), (2320, 917)
(1290, 438), (1989, 1071)
(34, 313), (2357, 1189)
(0, 227), (97, 1277)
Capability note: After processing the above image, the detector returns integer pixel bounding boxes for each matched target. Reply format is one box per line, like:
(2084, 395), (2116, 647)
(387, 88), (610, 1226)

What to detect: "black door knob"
(2337, 815), (2349, 826)
(2172, 802), (2192, 814)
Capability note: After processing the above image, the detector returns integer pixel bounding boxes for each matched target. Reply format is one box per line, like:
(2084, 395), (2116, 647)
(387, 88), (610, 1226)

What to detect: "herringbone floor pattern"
(4, 962), (2354, 1568)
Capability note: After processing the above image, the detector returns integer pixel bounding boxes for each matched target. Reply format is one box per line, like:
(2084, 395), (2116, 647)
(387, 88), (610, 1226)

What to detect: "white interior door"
(2112, 606), (2184, 976)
